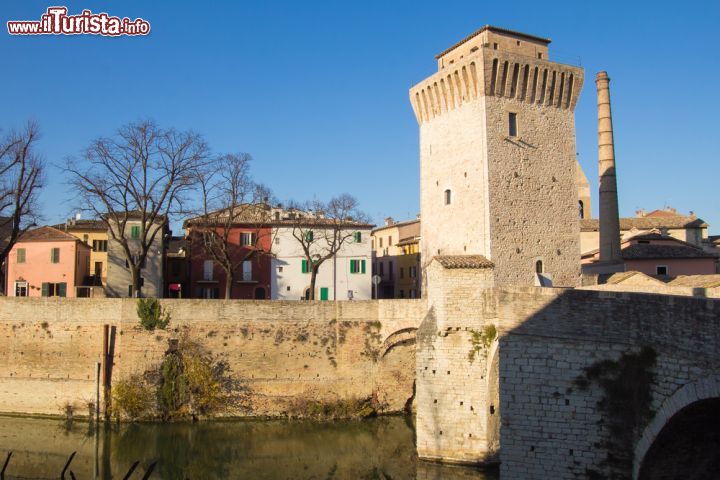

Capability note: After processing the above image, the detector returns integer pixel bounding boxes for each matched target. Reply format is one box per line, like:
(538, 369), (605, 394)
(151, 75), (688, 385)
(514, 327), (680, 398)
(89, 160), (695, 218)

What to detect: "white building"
(270, 210), (373, 301)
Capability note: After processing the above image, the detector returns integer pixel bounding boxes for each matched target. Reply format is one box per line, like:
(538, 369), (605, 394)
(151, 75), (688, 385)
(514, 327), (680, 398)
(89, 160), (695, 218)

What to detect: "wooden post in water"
(101, 325), (109, 420)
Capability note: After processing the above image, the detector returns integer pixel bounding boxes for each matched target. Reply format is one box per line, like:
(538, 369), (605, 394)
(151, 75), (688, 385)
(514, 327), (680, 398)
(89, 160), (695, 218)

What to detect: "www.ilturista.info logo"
(7, 6), (150, 36)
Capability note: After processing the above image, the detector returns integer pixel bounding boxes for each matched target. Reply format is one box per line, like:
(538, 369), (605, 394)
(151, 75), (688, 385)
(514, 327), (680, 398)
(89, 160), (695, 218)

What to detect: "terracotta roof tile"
(581, 217), (707, 231)
(18, 226), (83, 243)
(434, 255), (494, 269)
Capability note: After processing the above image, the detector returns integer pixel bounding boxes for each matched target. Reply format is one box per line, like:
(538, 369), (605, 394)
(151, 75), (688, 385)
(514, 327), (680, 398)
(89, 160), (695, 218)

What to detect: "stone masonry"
(410, 25), (584, 288)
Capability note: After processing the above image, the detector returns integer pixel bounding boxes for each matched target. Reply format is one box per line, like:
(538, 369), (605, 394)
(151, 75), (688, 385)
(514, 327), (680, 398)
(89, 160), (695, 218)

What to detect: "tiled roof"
(668, 275), (720, 288)
(51, 219), (106, 231)
(167, 236), (186, 256)
(581, 217), (707, 231)
(621, 244), (717, 260)
(396, 235), (421, 247)
(604, 271), (667, 286)
(371, 218), (420, 234)
(434, 255), (494, 269)
(185, 205), (374, 229)
(18, 226), (82, 243)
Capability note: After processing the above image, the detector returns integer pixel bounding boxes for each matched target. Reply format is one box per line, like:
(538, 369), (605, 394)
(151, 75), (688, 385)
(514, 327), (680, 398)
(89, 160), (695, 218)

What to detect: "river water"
(0, 415), (497, 479)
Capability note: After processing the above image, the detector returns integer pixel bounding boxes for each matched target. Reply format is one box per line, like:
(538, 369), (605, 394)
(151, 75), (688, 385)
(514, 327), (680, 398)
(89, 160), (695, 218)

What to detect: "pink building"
(6, 226), (91, 297)
(583, 232), (718, 278)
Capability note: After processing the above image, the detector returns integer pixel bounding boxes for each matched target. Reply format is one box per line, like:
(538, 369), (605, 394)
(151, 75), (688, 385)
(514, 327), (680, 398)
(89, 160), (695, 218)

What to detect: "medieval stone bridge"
(415, 261), (720, 479)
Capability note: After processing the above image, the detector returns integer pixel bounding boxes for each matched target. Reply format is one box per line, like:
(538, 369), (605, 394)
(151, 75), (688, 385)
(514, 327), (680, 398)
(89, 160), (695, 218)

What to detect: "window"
(538, 52), (543, 59)
(50, 248), (60, 264)
(535, 260), (544, 274)
(305, 231), (313, 242)
(17, 248), (25, 263)
(410, 289), (417, 299)
(275, 237), (280, 244)
(400, 267), (404, 279)
(41, 282), (67, 297)
(240, 232), (257, 247)
(409, 266), (417, 278)
(371, 239), (375, 250)
(508, 112), (518, 137)
(350, 259), (366, 274)
(92, 240), (107, 252)
(242, 260), (252, 281)
(379, 262), (384, 276)
(278, 266), (283, 273)
(171, 260), (180, 276)
(388, 236), (393, 246)
(83, 234), (89, 244)
(354, 231), (362, 243)
(444, 189), (452, 205)
(203, 260), (213, 280)
(389, 261), (394, 279)
(399, 290), (405, 298)
(274, 212), (280, 221)
(656, 265), (668, 276)
(128, 285), (133, 297)
(301, 259), (310, 273)
(14, 281), (28, 297)
(578, 201), (584, 219)
(379, 238), (383, 248)
(493, 43), (498, 50)
(131, 226), (140, 239)
(199, 287), (219, 299)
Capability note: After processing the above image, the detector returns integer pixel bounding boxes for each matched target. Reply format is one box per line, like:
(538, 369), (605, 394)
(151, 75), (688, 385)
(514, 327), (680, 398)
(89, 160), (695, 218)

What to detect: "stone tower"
(410, 26), (584, 288)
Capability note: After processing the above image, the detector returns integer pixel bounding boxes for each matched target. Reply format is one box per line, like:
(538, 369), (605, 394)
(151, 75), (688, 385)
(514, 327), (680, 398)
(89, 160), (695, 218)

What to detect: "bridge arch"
(379, 327), (417, 359)
(634, 375), (720, 479)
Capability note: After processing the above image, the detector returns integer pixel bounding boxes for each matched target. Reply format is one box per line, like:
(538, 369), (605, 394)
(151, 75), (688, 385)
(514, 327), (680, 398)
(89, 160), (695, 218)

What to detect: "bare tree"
(287, 194), (370, 300)
(65, 120), (209, 297)
(187, 153), (273, 299)
(0, 122), (44, 294)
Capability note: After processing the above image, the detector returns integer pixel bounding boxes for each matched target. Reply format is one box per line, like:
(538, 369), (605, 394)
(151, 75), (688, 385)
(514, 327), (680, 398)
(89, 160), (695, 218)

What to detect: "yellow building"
(371, 217), (421, 298)
(54, 218), (108, 286)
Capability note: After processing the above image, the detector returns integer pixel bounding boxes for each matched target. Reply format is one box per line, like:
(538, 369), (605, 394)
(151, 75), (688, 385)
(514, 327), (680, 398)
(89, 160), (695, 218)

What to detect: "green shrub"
(112, 374), (154, 420)
(137, 298), (170, 331)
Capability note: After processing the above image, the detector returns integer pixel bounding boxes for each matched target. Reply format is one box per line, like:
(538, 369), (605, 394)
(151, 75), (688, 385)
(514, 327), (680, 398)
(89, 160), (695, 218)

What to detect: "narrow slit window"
(444, 189), (452, 205)
(508, 113), (518, 137)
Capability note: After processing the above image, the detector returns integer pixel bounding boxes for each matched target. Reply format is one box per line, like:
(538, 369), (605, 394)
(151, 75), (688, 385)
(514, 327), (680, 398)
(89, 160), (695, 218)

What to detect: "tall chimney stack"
(596, 72), (621, 263)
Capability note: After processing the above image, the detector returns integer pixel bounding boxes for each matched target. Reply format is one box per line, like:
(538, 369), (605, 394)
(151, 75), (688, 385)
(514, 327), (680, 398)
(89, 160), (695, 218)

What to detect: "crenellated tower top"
(410, 25), (583, 124)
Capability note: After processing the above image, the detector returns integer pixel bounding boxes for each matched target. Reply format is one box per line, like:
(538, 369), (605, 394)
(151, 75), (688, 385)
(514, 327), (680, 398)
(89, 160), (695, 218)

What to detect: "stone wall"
(416, 284), (720, 478)
(0, 298), (426, 418)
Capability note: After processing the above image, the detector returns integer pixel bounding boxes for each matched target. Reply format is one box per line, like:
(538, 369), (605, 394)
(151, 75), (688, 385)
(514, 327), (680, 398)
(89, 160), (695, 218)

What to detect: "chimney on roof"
(596, 72), (621, 264)
(384, 217), (394, 226)
(635, 209), (646, 218)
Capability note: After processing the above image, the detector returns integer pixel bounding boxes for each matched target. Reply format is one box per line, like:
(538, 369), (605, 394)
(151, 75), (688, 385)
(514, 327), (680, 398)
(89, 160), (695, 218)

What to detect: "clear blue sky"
(2, 0), (718, 234)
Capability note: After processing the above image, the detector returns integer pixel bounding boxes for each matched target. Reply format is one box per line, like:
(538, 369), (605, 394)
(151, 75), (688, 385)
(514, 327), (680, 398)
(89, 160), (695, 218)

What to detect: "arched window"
(444, 189), (452, 205)
(578, 200), (585, 219)
(535, 260), (544, 274)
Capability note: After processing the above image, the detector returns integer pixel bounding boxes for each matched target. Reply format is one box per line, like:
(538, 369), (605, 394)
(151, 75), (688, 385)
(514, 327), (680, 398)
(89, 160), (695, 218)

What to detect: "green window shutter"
(17, 248), (25, 263)
(58, 283), (67, 297)
(349, 260), (356, 274)
(302, 259), (308, 273)
(41, 283), (49, 297)
(306, 231), (313, 242)
(50, 248), (59, 263)
(361, 259), (366, 274)
(354, 232), (360, 242)
(131, 226), (140, 239)
(320, 288), (329, 301)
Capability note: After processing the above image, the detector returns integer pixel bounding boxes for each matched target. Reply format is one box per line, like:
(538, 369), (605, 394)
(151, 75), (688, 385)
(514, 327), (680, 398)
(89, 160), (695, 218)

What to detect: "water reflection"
(0, 415), (497, 479)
